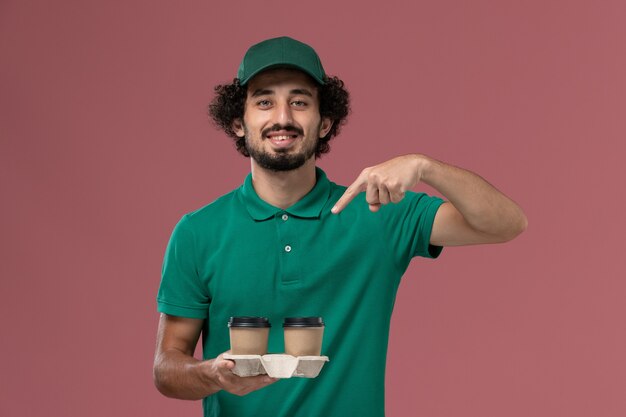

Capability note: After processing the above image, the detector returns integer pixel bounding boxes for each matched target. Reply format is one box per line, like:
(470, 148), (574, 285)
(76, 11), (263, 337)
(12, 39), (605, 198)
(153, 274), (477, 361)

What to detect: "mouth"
(268, 134), (298, 141)
(265, 131), (300, 148)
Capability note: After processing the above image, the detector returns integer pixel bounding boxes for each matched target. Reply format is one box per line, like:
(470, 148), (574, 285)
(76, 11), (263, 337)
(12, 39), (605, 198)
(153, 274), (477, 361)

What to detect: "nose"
(274, 100), (294, 126)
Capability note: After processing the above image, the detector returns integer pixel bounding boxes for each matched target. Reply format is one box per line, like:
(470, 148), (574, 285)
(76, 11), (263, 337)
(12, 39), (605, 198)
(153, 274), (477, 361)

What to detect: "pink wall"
(1, 1), (625, 416)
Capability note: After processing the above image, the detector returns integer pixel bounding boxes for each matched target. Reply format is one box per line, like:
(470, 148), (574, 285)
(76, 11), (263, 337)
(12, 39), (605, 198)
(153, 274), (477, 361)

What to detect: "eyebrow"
(290, 88), (313, 97)
(250, 88), (314, 98)
(251, 89), (273, 97)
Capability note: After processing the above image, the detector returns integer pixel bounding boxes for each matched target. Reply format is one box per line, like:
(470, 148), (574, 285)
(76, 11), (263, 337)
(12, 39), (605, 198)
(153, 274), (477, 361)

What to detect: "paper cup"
(283, 317), (325, 356)
(228, 317), (271, 355)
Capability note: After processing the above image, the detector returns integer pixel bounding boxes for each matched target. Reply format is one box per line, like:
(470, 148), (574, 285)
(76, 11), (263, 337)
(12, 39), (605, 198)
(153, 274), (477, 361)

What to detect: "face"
(233, 68), (332, 172)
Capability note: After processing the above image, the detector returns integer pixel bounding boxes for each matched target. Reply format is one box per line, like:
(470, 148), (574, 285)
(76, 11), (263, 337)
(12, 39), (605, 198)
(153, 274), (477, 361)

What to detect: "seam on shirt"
(156, 299), (209, 311)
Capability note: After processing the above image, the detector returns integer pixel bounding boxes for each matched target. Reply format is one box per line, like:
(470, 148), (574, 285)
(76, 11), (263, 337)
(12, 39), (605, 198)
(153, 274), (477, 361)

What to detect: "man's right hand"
(205, 352), (278, 396)
(154, 314), (278, 400)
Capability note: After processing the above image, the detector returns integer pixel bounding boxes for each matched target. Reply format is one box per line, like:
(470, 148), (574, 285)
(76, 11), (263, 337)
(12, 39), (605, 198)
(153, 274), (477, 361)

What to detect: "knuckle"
(367, 171), (380, 182)
(387, 180), (400, 190)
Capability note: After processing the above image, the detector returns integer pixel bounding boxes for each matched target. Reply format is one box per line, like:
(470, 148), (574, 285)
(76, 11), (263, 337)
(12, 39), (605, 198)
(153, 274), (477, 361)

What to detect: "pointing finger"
(331, 174), (367, 214)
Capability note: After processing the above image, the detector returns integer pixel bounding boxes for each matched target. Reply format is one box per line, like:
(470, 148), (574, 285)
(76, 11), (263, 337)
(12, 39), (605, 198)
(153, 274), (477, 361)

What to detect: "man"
(153, 36), (527, 417)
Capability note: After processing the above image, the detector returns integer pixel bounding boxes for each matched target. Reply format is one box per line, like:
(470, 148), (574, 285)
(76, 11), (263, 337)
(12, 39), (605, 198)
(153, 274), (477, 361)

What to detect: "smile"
(270, 135), (297, 141)
(265, 131), (299, 149)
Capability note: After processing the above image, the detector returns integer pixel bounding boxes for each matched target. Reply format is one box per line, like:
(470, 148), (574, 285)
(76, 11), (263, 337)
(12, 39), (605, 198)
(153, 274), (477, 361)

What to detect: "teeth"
(272, 135), (293, 141)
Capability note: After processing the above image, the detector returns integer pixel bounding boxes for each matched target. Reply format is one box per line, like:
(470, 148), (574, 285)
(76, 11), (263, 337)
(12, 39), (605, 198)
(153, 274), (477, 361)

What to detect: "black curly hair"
(208, 75), (350, 158)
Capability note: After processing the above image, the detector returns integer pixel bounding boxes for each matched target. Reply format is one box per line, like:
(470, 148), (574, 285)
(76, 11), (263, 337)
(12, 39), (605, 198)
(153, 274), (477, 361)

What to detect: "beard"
(244, 123), (319, 172)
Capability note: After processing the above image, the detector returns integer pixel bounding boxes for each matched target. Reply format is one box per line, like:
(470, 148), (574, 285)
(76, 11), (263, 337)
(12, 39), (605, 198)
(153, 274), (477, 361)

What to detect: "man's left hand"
(331, 154), (425, 214)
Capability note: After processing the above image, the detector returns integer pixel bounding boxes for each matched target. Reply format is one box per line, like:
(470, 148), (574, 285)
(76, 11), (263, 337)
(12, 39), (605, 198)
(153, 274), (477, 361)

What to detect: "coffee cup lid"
(228, 316), (271, 328)
(283, 317), (324, 327)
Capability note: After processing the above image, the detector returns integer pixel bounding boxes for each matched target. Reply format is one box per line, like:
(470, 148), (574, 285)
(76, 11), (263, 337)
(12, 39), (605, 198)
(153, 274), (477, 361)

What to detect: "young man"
(154, 36), (527, 417)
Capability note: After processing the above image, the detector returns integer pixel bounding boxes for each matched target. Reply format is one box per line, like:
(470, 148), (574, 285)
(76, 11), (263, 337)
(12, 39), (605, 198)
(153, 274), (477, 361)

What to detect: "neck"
(250, 158), (317, 209)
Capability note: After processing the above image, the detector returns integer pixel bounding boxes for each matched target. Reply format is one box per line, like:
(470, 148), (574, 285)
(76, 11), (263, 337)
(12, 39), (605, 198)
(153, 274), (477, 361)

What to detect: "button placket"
(281, 213), (292, 254)
(276, 212), (300, 284)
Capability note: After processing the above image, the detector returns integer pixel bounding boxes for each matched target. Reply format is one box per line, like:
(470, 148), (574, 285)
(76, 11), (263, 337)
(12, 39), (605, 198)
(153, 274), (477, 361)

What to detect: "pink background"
(1, 1), (625, 416)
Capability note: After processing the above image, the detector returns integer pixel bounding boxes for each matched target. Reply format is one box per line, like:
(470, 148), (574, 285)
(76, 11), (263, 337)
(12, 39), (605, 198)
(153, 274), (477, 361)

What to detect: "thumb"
(216, 353), (235, 370)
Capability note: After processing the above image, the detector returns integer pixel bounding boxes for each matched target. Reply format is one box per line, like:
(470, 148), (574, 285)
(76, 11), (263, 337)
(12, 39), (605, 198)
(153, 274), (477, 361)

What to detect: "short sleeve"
(382, 192), (445, 268)
(157, 215), (210, 319)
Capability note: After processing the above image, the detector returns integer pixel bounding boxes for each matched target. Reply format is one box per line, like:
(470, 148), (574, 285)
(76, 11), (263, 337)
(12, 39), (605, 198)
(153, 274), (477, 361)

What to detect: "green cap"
(237, 36), (326, 85)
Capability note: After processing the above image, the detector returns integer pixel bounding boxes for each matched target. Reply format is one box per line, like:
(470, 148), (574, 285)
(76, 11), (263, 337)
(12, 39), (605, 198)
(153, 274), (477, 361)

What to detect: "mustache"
(262, 124), (304, 137)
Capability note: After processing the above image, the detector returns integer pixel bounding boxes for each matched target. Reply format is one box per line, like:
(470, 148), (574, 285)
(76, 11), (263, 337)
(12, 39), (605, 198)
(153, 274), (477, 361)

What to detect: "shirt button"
(282, 214), (289, 221)
(284, 245), (292, 253)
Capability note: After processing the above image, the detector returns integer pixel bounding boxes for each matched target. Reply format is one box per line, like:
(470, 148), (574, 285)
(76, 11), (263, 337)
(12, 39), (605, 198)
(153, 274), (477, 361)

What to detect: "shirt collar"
(239, 167), (331, 221)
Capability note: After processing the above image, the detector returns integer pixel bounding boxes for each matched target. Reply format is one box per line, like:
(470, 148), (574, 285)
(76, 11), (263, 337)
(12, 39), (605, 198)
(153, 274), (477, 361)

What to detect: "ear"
(232, 118), (245, 138)
(319, 117), (333, 138)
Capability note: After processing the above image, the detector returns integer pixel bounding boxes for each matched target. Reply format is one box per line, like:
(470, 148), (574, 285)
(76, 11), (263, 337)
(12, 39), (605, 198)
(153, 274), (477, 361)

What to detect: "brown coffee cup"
(283, 317), (325, 357)
(228, 317), (271, 355)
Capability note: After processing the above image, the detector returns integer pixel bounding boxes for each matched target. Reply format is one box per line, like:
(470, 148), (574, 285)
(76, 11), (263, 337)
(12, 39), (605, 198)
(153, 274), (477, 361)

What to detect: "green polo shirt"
(157, 167), (444, 417)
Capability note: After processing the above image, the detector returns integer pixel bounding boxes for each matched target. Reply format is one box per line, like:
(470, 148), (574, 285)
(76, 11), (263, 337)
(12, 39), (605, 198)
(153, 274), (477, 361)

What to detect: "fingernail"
(331, 206), (337, 214)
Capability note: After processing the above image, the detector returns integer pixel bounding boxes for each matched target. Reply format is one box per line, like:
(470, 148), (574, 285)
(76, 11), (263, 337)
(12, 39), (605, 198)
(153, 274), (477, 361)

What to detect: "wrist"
(412, 153), (435, 183)
(191, 359), (222, 395)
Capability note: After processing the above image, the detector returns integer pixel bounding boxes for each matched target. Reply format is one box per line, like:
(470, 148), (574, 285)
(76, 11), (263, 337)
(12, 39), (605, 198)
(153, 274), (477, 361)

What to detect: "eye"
(291, 100), (308, 107)
(257, 99), (272, 107)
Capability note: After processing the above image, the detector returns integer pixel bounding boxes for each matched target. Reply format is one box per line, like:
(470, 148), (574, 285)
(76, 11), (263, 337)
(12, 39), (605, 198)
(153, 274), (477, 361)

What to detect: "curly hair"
(208, 75), (350, 157)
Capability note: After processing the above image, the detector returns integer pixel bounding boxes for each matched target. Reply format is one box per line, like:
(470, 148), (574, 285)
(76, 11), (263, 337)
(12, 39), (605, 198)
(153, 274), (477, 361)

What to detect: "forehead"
(246, 68), (318, 96)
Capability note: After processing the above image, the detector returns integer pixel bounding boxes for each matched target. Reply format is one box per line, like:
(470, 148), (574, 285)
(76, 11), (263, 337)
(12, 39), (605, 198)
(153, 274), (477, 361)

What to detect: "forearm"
(153, 349), (220, 400)
(418, 155), (527, 240)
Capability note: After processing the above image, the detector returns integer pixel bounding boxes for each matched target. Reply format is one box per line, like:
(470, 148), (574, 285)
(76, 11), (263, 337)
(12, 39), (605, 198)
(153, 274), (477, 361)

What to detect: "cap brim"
(240, 63), (325, 85)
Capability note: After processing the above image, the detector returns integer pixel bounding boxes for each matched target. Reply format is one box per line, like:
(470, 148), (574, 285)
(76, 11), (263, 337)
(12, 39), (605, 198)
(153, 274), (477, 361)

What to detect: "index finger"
(331, 174), (367, 214)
